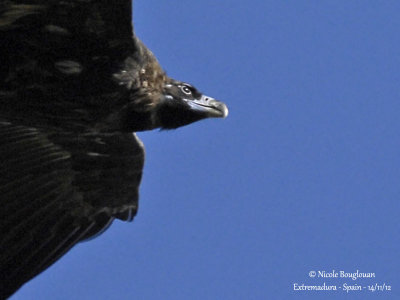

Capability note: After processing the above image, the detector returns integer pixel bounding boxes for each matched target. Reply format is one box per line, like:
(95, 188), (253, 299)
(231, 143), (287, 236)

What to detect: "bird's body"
(0, 1), (227, 297)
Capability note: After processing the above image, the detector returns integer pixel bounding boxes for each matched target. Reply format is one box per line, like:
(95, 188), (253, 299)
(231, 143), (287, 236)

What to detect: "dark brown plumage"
(0, 1), (228, 297)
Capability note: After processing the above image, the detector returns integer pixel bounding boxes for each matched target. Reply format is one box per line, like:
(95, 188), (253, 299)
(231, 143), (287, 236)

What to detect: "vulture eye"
(181, 85), (192, 95)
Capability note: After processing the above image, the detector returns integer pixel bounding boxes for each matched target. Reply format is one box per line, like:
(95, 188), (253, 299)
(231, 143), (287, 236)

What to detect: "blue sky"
(13, 1), (400, 299)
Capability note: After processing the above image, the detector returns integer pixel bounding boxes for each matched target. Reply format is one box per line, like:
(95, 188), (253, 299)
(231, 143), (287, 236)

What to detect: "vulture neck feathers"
(108, 37), (228, 132)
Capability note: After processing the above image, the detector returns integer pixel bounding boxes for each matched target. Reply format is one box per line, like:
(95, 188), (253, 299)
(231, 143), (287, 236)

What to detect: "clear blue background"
(13, 1), (400, 299)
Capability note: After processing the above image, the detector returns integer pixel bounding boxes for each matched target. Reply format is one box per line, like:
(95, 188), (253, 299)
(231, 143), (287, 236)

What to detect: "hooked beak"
(189, 95), (229, 118)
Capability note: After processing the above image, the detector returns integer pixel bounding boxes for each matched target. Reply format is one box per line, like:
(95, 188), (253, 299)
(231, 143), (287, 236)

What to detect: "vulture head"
(157, 80), (229, 129)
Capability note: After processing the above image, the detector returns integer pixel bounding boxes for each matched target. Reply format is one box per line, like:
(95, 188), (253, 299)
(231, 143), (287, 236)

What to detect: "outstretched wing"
(0, 0), (147, 297)
(0, 121), (144, 298)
